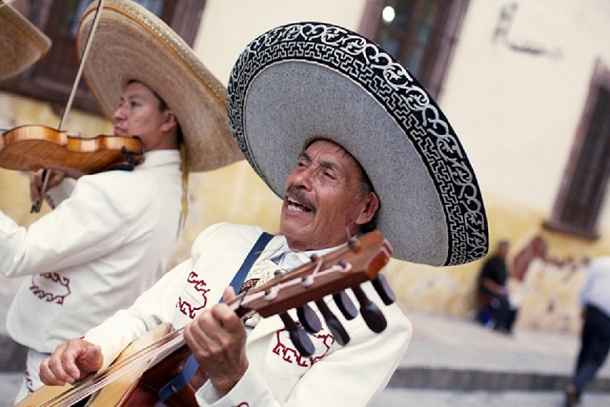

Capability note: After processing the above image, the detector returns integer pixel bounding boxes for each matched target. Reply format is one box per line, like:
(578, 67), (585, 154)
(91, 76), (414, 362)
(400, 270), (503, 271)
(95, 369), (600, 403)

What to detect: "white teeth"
(287, 202), (306, 212)
(286, 196), (312, 213)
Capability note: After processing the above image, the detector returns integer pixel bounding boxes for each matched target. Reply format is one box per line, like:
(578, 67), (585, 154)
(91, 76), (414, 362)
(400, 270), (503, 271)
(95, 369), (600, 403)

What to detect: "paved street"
(2, 312), (609, 406)
(369, 389), (610, 406)
(0, 373), (21, 407)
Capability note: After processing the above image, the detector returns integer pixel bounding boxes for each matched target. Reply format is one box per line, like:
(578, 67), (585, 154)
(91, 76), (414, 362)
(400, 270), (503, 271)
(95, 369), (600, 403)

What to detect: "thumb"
(76, 344), (103, 373)
(222, 286), (236, 303)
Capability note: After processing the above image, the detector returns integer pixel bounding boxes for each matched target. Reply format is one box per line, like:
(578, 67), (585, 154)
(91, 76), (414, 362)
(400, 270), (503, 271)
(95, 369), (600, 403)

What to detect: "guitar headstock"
(232, 230), (396, 356)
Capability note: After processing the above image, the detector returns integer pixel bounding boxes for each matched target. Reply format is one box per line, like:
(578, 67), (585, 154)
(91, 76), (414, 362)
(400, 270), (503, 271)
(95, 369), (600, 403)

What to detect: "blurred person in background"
(476, 240), (518, 334)
(565, 257), (610, 407)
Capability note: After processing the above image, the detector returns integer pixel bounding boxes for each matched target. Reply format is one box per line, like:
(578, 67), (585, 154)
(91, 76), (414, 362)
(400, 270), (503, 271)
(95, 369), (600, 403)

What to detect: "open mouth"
(286, 196), (314, 213)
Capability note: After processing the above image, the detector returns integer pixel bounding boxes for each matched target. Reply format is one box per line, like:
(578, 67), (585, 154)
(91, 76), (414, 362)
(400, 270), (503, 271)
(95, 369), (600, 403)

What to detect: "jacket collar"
(137, 149), (181, 170)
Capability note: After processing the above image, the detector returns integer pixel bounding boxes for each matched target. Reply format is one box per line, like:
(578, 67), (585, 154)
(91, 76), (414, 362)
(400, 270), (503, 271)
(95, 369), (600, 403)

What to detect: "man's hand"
(30, 170), (66, 205)
(184, 287), (249, 396)
(39, 339), (102, 385)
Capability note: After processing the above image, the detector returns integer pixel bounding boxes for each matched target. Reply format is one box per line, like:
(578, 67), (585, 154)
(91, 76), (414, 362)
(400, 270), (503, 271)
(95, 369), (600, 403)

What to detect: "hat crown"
(228, 22), (489, 266)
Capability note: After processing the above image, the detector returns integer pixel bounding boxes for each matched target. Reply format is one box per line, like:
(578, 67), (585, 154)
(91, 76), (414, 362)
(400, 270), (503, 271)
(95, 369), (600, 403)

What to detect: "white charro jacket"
(85, 222), (412, 406)
(1, 150), (182, 353)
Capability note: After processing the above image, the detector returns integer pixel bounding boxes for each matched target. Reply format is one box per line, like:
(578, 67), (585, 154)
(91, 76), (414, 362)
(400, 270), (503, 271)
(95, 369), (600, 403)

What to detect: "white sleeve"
(85, 258), (192, 370)
(0, 174), (149, 278)
(580, 263), (597, 307)
(46, 177), (77, 208)
(85, 223), (234, 370)
(195, 305), (412, 407)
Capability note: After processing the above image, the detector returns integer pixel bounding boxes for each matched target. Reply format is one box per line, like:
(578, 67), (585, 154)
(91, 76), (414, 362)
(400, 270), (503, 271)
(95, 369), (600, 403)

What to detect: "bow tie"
(270, 250), (310, 271)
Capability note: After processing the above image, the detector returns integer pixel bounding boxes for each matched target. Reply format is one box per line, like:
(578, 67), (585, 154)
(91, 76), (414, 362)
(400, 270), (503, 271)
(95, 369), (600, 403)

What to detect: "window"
(545, 60), (610, 239)
(0, 0), (205, 114)
(358, 0), (470, 97)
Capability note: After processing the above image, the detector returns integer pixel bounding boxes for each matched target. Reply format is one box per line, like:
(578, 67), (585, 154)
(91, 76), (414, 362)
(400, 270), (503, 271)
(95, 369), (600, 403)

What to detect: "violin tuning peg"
(332, 291), (358, 320)
(351, 285), (387, 333)
(347, 236), (361, 252)
(372, 275), (395, 305)
(315, 299), (350, 346)
(297, 303), (322, 334)
(279, 312), (315, 357)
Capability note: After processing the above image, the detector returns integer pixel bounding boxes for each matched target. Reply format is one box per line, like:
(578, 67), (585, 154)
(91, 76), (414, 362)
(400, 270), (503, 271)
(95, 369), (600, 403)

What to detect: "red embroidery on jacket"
(29, 272), (72, 305)
(271, 329), (334, 367)
(176, 271), (211, 319)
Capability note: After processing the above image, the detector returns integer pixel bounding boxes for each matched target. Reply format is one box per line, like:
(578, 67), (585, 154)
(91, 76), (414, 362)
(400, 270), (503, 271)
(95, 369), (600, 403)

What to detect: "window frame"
(0, 0), (205, 115)
(544, 59), (610, 240)
(358, 0), (470, 98)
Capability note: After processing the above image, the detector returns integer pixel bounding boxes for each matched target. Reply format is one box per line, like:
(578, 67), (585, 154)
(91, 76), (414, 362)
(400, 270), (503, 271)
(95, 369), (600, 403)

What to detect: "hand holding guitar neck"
(24, 230), (396, 407)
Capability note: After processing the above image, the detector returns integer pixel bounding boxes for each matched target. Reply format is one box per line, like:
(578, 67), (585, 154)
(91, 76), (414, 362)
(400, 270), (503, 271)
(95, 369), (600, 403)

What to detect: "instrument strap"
(158, 231), (274, 401)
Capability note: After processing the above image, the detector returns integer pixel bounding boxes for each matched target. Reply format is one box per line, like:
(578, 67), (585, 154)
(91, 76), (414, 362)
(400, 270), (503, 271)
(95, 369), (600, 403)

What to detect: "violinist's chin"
(112, 126), (127, 136)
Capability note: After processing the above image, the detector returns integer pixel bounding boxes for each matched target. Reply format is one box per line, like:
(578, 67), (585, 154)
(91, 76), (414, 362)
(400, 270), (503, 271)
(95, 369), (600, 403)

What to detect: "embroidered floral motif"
(271, 329), (334, 367)
(176, 271), (211, 319)
(29, 272), (72, 305)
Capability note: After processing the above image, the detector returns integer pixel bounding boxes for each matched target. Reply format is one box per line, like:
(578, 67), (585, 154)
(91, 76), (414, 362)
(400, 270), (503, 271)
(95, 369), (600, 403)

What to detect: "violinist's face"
(112, 81), (178, 151)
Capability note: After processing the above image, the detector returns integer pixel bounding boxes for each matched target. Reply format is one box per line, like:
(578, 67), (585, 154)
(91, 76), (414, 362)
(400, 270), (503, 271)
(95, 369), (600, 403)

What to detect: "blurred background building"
(1, 1), (609, 404)
(2, 0), (609, 335)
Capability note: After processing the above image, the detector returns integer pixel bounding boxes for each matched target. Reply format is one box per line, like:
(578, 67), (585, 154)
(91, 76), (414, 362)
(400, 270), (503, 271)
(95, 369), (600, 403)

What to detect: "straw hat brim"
(228, 22), (489, 266)
(78, 0), (242, 172)
(0, 2), (51, 80)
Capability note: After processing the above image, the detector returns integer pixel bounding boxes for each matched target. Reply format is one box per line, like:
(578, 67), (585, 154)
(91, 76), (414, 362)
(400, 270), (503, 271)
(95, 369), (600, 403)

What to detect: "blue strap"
(158, 232), (274, 401)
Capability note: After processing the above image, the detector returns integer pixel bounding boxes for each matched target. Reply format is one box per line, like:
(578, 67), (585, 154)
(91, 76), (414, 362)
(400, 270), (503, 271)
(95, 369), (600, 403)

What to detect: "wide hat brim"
(78, 0), (242, 172)
(228, 22), (489, 266)
(0, 2), (51, 80)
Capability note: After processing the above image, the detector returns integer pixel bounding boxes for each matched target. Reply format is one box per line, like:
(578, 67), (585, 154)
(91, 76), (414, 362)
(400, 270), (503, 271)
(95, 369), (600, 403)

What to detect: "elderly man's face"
(280, 140), (378, 251)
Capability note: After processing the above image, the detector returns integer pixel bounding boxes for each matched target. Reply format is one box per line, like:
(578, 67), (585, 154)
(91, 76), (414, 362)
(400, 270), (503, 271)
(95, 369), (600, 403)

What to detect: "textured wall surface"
(1, 0), (609, 337)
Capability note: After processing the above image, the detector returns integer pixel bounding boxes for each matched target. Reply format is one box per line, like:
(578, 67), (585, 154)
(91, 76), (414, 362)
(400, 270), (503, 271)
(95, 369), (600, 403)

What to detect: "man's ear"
(160, 111), (178, 133)
(356, 192), (380, 226)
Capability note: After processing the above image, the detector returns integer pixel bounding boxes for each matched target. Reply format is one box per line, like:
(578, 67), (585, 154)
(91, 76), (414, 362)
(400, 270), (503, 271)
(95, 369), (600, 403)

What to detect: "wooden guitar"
(18, 230), (396, 406)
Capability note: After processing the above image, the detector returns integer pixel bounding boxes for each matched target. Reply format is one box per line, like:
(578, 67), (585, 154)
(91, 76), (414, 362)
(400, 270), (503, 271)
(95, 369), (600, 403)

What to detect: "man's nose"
(290, 167), (314, 190)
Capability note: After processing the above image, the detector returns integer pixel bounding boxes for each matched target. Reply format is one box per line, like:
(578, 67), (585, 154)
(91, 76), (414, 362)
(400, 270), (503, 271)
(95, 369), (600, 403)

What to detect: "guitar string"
(39, 261), (355, 405)
(40, 334), (185, 406)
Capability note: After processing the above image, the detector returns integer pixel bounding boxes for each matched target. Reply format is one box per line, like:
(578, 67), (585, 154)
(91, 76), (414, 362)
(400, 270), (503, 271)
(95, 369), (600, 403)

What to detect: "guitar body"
(17, 323), (195, 407)
(16, 383), (73, 407)
(88, 344), (197, 407)
(18, 231), (391, 406)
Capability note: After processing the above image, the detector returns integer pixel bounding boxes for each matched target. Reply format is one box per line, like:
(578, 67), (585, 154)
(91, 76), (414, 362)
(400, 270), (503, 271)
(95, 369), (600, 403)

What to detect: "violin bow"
(31, 0), (106, 213)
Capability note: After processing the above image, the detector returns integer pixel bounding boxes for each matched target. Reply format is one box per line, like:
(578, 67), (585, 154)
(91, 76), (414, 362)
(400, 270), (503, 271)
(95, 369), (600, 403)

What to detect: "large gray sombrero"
(78, 0), (242, 172)
(228, 22), (488, 266)
(0, 1), (51, 80)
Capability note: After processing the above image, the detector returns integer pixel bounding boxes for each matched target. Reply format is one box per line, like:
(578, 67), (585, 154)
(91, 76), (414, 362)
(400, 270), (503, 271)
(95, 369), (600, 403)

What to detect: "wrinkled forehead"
(301, 138), (373, 189)
(302, 138), (360, 169)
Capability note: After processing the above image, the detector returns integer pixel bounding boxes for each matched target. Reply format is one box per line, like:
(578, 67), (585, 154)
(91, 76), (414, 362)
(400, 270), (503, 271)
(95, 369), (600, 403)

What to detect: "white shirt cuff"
(195, 364), (270, 407)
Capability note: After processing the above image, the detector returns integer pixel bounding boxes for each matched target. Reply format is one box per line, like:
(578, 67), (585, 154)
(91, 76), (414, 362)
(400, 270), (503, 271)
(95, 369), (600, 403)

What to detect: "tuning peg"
(351, 285), (387, 333)
(279, 312), (315, 357)
(315, 299), (350, 346)
(333, 291), (358, 320)
(297, 303), (322, 334)
(347, 236), (361, 252)
(372, 275), (395, 305)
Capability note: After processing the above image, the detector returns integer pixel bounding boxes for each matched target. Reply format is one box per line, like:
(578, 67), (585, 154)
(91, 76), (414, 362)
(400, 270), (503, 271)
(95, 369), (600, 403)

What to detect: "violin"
(18, 230), (397, 406)
(1, 0), (111, 212)
(0, 125), (143, 178)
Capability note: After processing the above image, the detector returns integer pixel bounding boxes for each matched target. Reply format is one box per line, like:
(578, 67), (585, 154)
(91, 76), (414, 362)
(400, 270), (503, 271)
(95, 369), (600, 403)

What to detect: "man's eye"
(324, 171), (336, 180)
